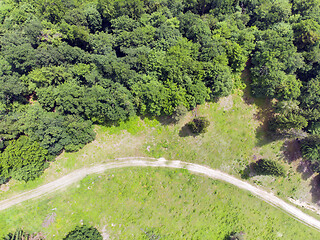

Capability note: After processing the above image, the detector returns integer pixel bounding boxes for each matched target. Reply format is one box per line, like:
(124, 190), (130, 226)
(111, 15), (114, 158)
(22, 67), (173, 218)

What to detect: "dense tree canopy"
(1, 0), (320, 180)
(0, 136), (49, 181)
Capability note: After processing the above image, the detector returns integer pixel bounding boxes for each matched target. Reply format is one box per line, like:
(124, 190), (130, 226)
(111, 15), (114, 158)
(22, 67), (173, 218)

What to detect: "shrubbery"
(0, 136), (50, 182)
(301, 135), (320, 172)
(63, 225), (102, 240)
(187, 117), (210, 134)
(253, 159), (286, 177)
(2, 229), (44, 240)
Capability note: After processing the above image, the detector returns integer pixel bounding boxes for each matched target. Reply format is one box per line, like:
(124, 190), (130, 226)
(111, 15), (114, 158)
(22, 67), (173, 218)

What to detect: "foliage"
(63, 225), (102, 240)
(301, 135), (320, 172)
(227, 231), (246, 240)
(2, 229), (44, 240)
(2, 229), (28, 240)
(0, 136), (49, 182)
(187, 117), (210, 134)
(1, 0), (320, 182)
(20, 104), (95, 155)
(253, 159), (286, 177)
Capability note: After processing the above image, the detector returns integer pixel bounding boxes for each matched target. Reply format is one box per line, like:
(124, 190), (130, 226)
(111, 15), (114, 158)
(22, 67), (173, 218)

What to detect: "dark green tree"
(253, 159), (286, 177)
(63, 225), (102, 240)
(0, 136), (49, 182)
(187, 117), (210, 134)
(301, 135), (320, 172)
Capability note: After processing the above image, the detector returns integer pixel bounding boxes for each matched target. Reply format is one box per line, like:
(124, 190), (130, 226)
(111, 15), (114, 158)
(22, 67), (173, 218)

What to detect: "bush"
(63, 225), (102, 240)
(226, 232), (246, 240)
(2, 229), (44, 240)
(187, 117), (210, 134)
(2, 229), (28, 240)
(253, 159), (286, 177)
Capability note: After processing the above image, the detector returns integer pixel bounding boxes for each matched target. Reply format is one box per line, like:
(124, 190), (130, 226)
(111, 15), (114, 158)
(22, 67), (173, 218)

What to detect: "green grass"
(1, 168), (318, 239)
(143, 93), (258, 171)
(1, 90), (319, 237)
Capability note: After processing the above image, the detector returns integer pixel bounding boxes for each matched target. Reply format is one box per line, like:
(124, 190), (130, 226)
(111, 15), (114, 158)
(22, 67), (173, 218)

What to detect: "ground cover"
(1, 167), (319, 239)
(1, 90), (318, 215)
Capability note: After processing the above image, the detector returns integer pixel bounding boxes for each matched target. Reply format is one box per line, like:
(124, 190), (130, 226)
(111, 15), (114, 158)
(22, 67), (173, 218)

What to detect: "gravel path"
(1, 157), (320, 231)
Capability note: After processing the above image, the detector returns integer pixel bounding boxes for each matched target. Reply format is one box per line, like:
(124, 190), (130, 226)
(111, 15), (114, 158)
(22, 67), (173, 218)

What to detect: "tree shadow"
(282, 139), (302, 164)
(155, 115), (175, 126)
(297, 160), (314, 180)
(240, 162), (256, 179)
(179, 123), (196, 137)
(310, 174), (320, 206)
(252, 97), (277, 147)
(0, 176), (10, 186)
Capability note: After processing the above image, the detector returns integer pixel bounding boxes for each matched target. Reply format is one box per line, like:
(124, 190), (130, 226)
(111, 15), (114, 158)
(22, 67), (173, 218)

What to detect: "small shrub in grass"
(63, 225), (102, 240)
(2, 229), (44, 240)
(228, 232), (246, 240)
(253, 159), (286, 177)
(224, 231), (246, 240)
(187, 117), (210, 134)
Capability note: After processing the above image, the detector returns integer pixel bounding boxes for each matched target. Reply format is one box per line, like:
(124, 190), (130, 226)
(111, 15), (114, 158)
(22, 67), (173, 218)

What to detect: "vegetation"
(0, 0), (320, 238)
(63, 225), (102, 240)
(187, 116), (210, 134)
(0, 136), (50, 182)
(172, 105), (188, 123)
(2, 229), (44, 240)
(0, 0), (319, 181)
(227, 232), (246, 240)
(1, 168), (318, 239)
(301, 135), (320, 172)
(253, 159), (286, 177)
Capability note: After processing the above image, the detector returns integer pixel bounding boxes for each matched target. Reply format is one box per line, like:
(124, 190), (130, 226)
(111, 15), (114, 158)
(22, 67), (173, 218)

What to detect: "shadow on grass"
(0, 176), (10, 186)
(310, 174), (320, 206)
(240, 162), (256, 179)
(155, 115), (175, 126)
(297, 160), (314, 180)
(282, 139), (302, 163)
(179, 124), (197, 137)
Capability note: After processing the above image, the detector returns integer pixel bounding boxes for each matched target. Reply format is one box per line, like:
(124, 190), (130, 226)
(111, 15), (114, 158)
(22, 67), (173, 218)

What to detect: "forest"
(1, 0), (320, 182)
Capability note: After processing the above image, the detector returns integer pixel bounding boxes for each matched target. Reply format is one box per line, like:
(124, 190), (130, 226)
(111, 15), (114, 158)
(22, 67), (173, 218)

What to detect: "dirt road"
(1, 157), (320, 231)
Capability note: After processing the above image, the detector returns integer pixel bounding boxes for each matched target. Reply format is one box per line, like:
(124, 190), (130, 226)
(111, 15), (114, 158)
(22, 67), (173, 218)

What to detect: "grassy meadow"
(1, 90), (320, 238)
(1, 167), (319, 239)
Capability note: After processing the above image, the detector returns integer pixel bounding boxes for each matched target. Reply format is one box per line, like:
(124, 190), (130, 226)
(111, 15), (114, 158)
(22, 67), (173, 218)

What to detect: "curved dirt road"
(1, 157), (320, 231)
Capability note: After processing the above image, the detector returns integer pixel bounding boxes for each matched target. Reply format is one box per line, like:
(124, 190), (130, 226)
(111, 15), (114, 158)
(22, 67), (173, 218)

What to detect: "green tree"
(203, 63), (234, 98)
(252, 0), (292, 29)
(271, 113), (308, 131)
(83, 83), (136, 123)
(293, 19), (320, 50)
(0, 136), (49, 182)
(301, 135), (320, 172)
(178, 12), (211, 44)
(20, 104), (95, 155)
(300, 77), (320, 121)
(63, 225), (102, 240)
(187, 117), (210, 134)
(253, 159), (286, 177)
(85, 5), (102, 33)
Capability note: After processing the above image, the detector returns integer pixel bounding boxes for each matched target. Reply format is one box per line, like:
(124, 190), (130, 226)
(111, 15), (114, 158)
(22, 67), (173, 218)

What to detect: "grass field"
(1, 89), (320, 238)
(1, 167), (319, 239)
